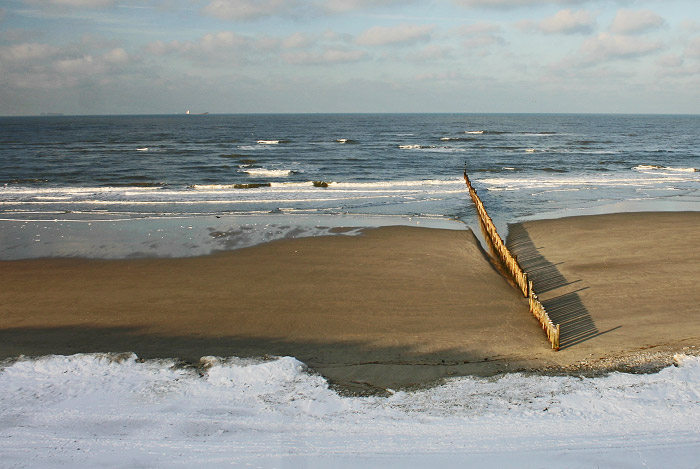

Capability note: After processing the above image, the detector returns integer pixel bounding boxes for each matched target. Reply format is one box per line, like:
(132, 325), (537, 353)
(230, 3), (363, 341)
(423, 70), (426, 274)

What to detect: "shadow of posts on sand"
(507, 223), (602, 349)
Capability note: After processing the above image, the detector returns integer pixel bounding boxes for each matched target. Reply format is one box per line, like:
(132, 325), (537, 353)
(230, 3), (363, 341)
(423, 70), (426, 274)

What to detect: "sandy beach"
(507, 211), (700, 368)
(2, 213), (700, 392)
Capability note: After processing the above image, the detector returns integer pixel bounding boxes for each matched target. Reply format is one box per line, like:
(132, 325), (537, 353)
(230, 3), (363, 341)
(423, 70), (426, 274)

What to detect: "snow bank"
(1, 353), (699, 468)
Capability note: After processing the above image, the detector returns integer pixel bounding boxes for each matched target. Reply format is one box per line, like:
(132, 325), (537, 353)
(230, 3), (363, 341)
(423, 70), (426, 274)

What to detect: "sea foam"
(242, 169), (293, 177)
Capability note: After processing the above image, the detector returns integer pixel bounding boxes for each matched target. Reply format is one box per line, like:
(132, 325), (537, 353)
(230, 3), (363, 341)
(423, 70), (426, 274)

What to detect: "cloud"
(656, 54), (683, 68)
(280, 32), (313, 49)
(0, 41), (132, 93)
(609, 9), (665, 34)
(150, 31), (251, 63)
(0, 42), (61, 62)
(529, 9), (596, 35)
(201, 0), (297, 20)
(52, 48), (129, 75)
(102, 47), (129, 64)
(321, 0), (412, 13)
(414, 70), (464, 82)
(282, 48), (367, 65)
(22, 0), (114, 8)
(453, 0), (589, 8)
(145, 30), (351, 67)
(685, 37), (700, 59)
(0, 29), (42, 42)
(355, 24), (434, 46)
(455, 22), (505, 52)
(202, 0), (415, 20)
(679, 21), (700, 34)
(580, 32), (663, 63)
(412, 44), (453, 61)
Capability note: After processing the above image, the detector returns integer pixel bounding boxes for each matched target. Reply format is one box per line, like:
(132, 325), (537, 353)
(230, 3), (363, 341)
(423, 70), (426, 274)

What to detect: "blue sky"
(1, 0), (699, 115)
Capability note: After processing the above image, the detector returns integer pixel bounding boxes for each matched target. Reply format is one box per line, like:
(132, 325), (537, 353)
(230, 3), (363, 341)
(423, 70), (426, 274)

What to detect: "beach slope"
(1, 226), (543, 392)
(3, 213), (700, 392)
(507, 211), (700, 367)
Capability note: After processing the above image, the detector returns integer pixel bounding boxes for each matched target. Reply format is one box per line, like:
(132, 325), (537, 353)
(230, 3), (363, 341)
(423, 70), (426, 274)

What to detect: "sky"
(0, 0), (699, 115)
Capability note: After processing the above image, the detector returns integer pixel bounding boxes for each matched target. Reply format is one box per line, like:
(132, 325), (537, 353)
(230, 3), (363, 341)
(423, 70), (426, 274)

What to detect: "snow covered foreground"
(1, 353), (699, 468)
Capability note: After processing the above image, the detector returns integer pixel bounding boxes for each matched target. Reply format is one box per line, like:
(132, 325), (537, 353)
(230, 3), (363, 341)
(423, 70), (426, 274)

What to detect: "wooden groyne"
(463, 169), (560, 350)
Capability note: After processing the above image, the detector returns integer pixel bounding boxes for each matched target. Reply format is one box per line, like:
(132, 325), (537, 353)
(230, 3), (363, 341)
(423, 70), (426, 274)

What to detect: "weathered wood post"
(462, 167), (561, 350)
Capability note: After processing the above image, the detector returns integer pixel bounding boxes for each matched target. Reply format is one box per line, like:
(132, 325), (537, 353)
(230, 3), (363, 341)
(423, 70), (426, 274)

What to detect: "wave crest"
(634, 165), (698, 173)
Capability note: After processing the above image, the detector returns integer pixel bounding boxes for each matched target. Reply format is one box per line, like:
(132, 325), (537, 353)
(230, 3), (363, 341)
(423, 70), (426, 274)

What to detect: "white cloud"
(198, 31), (248, 53)
(458, 22), (501, 35)
(455, 22), (505, 52)
(355, 24), (434, 46)
(144, 30), (339, 66)
(0, 29), (41, 42)
(415, 71), (463, 82)
(321, 0), (411, 13)
(685, 37), (700, 59)
(281, 32), (313, 49)
(145, 32), (257, 62)
(609, 9), (665, 34)
(54, 55), (99, 74)
(679, 21), (700, 34)
(580, 32), (663, 63)
(52, 47), (129, 75)
(102, 47), (129, 64)
(0, 42), (60, 62)
(0, 40), (134, 94)
(201, 0), (296, 20)
(535, 9), (595, 34)
(283, 48), (367, 65)
(23, 0), (114, 8)
(656, 54), (683, 68)
(412, 44), (452, 61)
(453, 0), (588, 8)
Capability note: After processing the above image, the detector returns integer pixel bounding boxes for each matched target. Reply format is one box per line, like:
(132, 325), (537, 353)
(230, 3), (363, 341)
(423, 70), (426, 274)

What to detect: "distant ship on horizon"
(185, 110), (209, 115)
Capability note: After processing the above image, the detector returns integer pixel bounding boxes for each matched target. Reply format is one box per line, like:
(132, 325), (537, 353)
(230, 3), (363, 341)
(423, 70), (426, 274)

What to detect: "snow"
(1, 353), (699, 468)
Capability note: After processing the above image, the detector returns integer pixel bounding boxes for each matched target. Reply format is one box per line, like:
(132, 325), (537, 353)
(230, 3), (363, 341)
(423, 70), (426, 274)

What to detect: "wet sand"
(2, 214), (700, 392)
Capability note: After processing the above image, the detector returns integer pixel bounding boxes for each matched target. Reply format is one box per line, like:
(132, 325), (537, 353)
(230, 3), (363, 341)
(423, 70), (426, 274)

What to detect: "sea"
(1, 113), (699, 258)
(2, 114), (700, 467)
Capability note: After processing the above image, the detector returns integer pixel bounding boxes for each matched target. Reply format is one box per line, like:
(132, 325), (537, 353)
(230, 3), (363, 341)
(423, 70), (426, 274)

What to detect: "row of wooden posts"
(463, 170), (560, 350)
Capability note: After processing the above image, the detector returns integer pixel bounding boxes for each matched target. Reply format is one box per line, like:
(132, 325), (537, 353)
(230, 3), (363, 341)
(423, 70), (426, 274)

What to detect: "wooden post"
(463, 169), (561, 350)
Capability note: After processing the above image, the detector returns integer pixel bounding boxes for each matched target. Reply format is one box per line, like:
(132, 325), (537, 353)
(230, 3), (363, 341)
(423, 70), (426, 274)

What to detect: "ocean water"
(1, 113), (699, 258)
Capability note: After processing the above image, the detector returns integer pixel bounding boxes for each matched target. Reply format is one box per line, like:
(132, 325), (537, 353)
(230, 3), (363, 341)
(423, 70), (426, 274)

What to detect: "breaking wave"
(242, 169), (293, 178)
(634, 165), (698, 173)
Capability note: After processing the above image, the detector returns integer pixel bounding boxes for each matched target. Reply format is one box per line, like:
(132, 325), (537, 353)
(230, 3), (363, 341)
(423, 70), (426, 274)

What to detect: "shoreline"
(2, 212), (700, 393)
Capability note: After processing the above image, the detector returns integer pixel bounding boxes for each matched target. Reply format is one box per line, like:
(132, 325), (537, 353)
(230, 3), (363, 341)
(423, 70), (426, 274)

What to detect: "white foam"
(330, 179), (463, 189)
(398, 144), (422, 149)
(257, 140), (280, 145)
(1, 353), (700, 467)
(136, 147), (149, 152)
(243, 169), (292, 177)
(465, 130), (484, 134)
(634, 165), (698, 173)
(479, 170), (700, 191)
